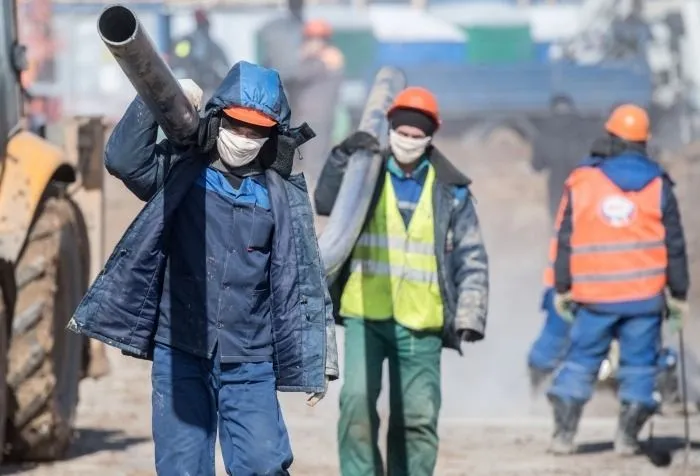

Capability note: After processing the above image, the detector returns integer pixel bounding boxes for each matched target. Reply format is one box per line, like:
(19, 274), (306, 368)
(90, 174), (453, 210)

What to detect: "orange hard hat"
(387, 87), (440, 126)
(605, 104), (650, 142)
(303, 19), (333, 38)
(223, 106), (277, 127)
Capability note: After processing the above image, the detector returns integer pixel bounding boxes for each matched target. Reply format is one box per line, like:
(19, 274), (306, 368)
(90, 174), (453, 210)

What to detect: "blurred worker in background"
(531, 98), (600, 223)
(315, 87), (489, 476)
(546, 104), (689, 456)
(527, 200), (570, 394)
(169, 9), (229, 99)
(259, 0), (305, 94)
(68, 62), (339, 475)
(295, 19), (344, 186)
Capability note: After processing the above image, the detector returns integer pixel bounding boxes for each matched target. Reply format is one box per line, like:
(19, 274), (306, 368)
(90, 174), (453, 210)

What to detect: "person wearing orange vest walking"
(314, 87), (489, 475)
(546, 104), (690, 456)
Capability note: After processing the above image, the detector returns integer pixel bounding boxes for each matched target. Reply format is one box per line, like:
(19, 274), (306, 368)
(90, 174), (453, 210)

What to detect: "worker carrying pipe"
(545, 104), (690, 456)
(314, 86), (489, 475)
(69, 8), (338, 473)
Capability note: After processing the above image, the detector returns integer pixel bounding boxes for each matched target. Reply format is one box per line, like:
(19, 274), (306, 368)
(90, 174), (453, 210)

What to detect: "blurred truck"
(0, 0), (106, 462)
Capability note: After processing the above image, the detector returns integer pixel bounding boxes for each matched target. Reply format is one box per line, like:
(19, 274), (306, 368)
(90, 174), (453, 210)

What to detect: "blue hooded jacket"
(67, 62), (339, 392)
(553, 151), (689, 315)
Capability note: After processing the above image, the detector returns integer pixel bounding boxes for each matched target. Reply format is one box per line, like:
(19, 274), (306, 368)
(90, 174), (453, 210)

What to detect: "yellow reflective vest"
(340, 166), (443, 331)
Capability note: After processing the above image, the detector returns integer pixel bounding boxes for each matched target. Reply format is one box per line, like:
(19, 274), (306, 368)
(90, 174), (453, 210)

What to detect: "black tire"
(4, 195), (89, 461)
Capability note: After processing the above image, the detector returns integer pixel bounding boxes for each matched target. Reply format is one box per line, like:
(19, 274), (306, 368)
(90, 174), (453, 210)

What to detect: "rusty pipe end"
(98, 5), (139, 46)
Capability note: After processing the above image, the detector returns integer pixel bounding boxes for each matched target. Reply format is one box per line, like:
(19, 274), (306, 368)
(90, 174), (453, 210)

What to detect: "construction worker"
(169, 9), (229, 99)
(527, 137), (679, 396)
(68, 62), (339, 475)
(546, 104), (690, 456)
(527, 201), (570, 393)
(314, 87), (489, 475)
(295, 19), (344, 185)
(259, 0), (305, 95)
(531, 98), (600, 223)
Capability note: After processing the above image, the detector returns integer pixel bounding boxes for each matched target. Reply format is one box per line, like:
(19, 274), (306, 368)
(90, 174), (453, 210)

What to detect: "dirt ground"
(2, 136), (700, 475)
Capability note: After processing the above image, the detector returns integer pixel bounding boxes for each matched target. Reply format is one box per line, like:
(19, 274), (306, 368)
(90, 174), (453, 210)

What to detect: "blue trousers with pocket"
(151, 342), (292, 475)
(548, 307), (662, 408)
(528, 289), (571, 371)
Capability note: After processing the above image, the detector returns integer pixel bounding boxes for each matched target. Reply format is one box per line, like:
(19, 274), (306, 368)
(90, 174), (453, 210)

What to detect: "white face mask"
(216, 128), (269, 167)
(389, 129), (431, 164)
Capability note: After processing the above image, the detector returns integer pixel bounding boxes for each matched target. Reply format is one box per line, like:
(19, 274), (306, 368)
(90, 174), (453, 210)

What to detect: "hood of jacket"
(197, 61), (313, 177)
(204, 60), (292, 132)
(579, 151), (665, 192)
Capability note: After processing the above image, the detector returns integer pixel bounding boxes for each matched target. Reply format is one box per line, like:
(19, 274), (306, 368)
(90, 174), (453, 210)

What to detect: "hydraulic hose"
(318, 67), (406, 284)
(97, 5), (199, 144)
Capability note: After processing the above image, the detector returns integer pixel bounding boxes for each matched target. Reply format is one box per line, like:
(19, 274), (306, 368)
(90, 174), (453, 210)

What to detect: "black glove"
(459, 329), (484, 343)
(337, 131), (380, 156)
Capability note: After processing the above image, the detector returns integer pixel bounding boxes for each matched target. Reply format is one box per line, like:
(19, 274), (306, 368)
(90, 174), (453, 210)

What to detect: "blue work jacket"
(67, 62), (339, 392)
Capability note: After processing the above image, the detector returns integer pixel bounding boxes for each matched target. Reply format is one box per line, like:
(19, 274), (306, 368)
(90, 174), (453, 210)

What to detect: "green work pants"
(338, 318), (442, 476)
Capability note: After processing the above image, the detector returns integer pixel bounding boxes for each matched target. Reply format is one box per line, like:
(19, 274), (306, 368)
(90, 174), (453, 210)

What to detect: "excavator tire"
(4, 195), (89, 461)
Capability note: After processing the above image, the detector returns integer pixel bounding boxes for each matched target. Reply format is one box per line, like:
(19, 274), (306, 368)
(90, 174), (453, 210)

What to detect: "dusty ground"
(1, 135), (699, 475)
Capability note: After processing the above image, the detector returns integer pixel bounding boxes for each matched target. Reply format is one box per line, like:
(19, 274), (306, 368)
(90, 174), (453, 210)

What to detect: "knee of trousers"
(339, 387), (377, 442)
(617, 365), (658, 406)
(528, 334), (569, 370)
(549, 361), (598, 402)
(391, 390), (441, 429)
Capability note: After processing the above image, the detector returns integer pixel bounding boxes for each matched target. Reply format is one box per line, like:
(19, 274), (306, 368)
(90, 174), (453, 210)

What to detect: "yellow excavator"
(0, 0), (106, 462)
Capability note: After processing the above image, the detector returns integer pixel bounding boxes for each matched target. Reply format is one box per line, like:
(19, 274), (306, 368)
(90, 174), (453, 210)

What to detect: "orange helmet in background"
(605, 104), (650, 142)
(387, 87), (441, 127)
(303, 19), (333, 38)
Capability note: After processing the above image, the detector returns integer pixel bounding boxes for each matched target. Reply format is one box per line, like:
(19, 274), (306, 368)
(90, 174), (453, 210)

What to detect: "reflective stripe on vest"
(340, 166), (443, 331)
(567, 167), (667, 303)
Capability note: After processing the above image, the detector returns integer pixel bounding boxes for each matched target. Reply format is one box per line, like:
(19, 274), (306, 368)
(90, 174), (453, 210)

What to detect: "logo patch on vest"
(600, 195), (636, 227)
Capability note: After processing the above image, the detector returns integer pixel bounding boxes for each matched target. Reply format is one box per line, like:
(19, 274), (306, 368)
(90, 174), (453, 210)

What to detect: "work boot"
(614, 402), (655, 456)
(528, 365), (551, 396)
(547, 394), (583, 455)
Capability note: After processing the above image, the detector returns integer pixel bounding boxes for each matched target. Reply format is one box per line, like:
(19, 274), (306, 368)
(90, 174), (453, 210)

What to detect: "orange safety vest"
(567, 167), (667, 303)
(542, 192), (569, 287)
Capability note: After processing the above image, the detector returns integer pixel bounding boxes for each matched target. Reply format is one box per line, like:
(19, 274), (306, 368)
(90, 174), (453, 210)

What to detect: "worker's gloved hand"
(554, 292), (575, 323)
(458, 329), (484, 343)
(178, 78), (204, 112)
(337, 131), (380, 156)
(306, 376), (330, 407)
(666, 295), (689, 334)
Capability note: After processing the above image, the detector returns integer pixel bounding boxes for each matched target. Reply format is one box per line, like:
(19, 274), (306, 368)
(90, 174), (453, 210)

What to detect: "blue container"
(375, 41), (465, 67)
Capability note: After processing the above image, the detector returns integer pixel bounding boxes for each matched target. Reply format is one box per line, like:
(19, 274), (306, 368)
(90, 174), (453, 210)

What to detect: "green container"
(332, 28), (376, 80)
(463, 25), (534, 65)
(255, 27), (376, 81)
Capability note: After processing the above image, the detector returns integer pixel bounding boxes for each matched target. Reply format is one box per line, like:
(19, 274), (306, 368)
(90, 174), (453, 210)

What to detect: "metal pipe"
(97, 5), (199, 144)
(319, 67), (406, 283)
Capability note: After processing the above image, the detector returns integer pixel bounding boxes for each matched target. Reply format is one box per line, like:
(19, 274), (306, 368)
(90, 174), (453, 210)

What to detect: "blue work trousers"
(151, 342), (292, 476)
(549, 308), (662, 408)
(528, 289), (571, 371)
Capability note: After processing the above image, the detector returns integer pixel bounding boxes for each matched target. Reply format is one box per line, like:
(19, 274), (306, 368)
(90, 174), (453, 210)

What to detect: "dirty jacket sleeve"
(452, 194), (489, 337)
(554, 189), (573, 293)
(313, 145), (350, 216)
(323, 268), (340, 379)
(104, 96), (179, 201)
(662, 179), (690, 300)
